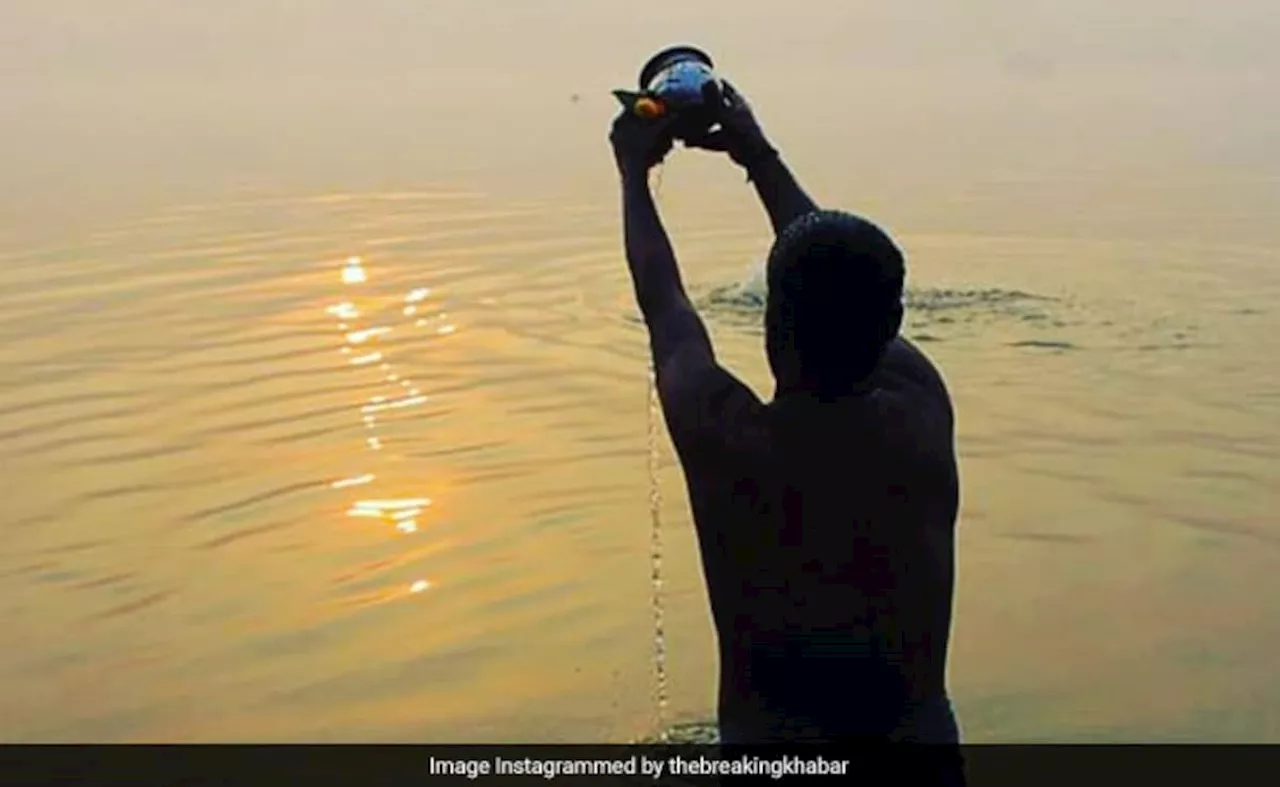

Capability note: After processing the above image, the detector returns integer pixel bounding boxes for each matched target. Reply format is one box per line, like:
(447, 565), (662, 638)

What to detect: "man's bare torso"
(660, 337), (960, 742)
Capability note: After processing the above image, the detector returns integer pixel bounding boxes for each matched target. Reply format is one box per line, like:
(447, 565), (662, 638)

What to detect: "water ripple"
(89, 591), (175, 623)
(182, 481), (322, 527)
(195, 517), (309, 551)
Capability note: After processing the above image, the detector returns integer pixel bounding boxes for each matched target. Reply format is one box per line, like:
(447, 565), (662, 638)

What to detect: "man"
(609, 81), (961, 745)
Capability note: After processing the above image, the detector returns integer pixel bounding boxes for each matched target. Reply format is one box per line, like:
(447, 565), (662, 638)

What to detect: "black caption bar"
(2, 744), (1279, 786)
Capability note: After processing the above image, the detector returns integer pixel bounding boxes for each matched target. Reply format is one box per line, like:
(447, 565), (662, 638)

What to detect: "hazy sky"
(2, 1), (1277, 239)
(4, 1), (1276, 82)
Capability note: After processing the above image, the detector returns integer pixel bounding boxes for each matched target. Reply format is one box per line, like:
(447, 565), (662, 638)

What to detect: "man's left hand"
(610, 108), (676, 181)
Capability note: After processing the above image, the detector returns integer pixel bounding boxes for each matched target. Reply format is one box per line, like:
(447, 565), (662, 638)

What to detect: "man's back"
(661, 337), (960, 743)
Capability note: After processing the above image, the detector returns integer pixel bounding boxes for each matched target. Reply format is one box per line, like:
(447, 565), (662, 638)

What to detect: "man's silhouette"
(610, 81), (961, 745)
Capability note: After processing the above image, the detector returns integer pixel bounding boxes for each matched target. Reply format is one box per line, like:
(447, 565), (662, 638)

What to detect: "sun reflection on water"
(325, 253), (453, 598)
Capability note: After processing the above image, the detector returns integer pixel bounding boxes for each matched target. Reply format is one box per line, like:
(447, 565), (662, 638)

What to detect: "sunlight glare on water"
(331, 254), (436, 599)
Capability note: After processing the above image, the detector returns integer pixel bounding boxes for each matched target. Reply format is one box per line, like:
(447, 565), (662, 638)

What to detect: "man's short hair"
(766, 210), (906, 391)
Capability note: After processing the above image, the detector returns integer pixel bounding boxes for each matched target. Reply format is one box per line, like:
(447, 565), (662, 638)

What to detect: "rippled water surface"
(4, 184), (1277, 742)
(3, 0), (1280, 744)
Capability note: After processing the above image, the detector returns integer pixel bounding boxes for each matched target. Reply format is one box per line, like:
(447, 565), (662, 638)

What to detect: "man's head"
(765, 210), (906, 396)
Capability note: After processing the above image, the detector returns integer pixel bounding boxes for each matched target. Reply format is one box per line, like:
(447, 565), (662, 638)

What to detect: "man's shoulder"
(657, 353), (767, 456)
(876, 337), (953, 412)
(864, 338), (956, 460)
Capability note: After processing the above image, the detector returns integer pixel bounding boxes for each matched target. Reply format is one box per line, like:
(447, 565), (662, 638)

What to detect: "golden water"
(2, 0), (1279, 743)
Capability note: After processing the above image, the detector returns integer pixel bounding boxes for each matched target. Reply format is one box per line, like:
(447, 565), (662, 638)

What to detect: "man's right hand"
(687, 80), (817, 235)
(685, 81), (778, 171)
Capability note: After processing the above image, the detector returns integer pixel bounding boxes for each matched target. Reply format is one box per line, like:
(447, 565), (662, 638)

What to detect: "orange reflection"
(326, 253), (456, 598)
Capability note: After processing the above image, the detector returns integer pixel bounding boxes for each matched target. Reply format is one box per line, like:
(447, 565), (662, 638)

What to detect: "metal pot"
(622, 45), (723, 141)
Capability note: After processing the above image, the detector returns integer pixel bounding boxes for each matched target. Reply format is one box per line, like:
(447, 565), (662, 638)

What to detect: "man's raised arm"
(620, 172), (714, 372)
(610, 110), (715, 377)
(685, 81), (819, 236)
(746, 152), (819, 237)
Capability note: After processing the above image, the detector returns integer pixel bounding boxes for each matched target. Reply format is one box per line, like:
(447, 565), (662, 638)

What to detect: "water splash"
(698, 267), (1070, 343)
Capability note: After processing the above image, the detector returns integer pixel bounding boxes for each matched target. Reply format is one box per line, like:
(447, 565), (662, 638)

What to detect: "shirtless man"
(609, 81), (961, 745)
